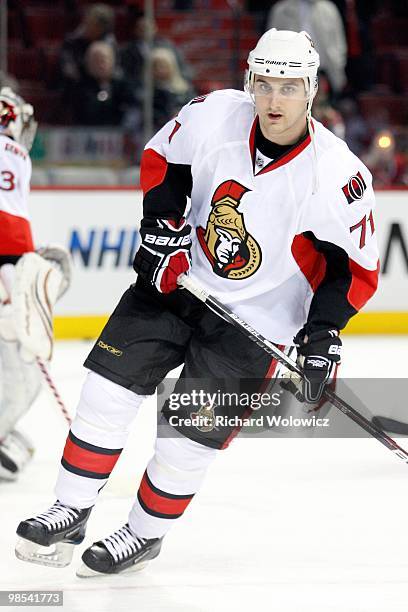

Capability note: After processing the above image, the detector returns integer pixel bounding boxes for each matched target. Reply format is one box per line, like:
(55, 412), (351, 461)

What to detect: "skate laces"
(102, 524), (146, 562)
(35, 501), (80, 531)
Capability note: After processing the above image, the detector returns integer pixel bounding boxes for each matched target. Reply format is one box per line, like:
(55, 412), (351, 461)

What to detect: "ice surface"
(1, 336), (408, 612)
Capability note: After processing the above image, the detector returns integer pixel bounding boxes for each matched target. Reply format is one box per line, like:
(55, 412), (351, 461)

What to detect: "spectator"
(67, 42), (138, 126)
(121, 11), (193, 90)
(59, 4), (116, 86)
(267, 0), (347, 95)
(336, 97), (369, 156)
(362, 130), (407, 187)
(312, 73), (345, 139)
(152, 47), (196, 130)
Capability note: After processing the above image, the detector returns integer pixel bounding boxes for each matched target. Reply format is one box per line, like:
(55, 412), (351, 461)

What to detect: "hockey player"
(16, 30), (379, 576)
(0, 88), (71, 480)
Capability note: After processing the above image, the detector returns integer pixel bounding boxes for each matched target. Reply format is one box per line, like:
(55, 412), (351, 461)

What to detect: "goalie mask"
(0, 87), (38, 151)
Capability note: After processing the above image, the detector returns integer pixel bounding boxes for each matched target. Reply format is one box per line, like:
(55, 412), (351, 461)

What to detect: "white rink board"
(29, 189), (408, 316)
(30, 189), (143, 316)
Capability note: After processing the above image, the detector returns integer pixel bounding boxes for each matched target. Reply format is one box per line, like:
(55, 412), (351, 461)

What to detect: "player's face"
(253, 76), (308, 145)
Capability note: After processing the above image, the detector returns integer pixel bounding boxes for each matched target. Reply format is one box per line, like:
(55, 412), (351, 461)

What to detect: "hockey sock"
(55, 372), (146, 508)
(129, 425), (218, 539)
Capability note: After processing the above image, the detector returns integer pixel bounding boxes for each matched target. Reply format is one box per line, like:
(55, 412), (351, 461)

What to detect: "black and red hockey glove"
(133, 218), (192, 293)
(294, 328), (342, 404)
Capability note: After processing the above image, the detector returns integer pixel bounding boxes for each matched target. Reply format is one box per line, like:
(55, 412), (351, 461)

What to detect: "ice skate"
(15, 501), (92, 567)
(77, 523), (162, 577)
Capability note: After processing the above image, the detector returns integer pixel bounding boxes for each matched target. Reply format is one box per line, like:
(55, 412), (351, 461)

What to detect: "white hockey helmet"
(0, 87), (38, 151)
(245, 29), (320, 103)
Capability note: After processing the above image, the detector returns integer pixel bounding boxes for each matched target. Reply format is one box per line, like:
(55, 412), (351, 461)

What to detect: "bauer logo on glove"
(133, 217), (192, 294)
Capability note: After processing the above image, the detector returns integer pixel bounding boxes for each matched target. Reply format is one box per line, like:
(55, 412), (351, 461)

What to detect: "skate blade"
(15, 536), (75, 568)
(76, 560), (149, 578)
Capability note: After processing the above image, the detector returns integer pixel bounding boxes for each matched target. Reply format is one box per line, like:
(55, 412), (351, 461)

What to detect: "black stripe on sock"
(61, 457), (110, 480)
(68, 430), (122, 455)
(144, 470), (194, 500)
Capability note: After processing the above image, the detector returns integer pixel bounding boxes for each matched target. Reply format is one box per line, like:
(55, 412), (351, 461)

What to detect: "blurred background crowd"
(1, 0), (407, 187)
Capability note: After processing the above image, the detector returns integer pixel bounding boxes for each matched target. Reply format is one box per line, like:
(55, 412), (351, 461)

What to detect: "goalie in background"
(0, 88), (71, 481)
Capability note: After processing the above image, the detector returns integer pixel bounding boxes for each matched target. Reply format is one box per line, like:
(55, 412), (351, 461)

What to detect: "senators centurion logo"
(342, 171), (367, 204)
(196, 180), (262, 279)
(190, 403), (218, 433)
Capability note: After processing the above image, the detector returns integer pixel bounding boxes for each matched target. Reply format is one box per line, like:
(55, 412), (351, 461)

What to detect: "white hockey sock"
(55, 371), (146, 509)
(129, 421), (218, 539)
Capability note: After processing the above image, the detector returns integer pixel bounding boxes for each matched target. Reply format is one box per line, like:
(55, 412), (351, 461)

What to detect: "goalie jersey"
(141, 89), (379, 344)
(0, 134), (33, 259)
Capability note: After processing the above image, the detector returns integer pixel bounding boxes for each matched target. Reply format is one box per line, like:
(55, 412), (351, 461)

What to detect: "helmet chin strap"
(305, 77), (319, 195)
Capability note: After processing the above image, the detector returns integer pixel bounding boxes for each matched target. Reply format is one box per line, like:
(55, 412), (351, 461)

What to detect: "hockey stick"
(372, 416), (408, 436)
(36, 358), (72, 426)
(178, 274), (408, 464)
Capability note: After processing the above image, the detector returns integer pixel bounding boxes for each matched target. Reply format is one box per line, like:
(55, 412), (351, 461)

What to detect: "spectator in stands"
(120, 11), (193, 91)
(67, 42), (138, 126)
(59, 4), (116, 86)
(151, 47), (196, 130)
(267, 0), (347, 95)
(362, 130), (407, 187)
(336, 97), (369, 156)
(312, 72), (345, 139)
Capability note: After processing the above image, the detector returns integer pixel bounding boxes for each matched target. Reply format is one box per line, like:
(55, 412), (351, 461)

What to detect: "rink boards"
(29, 187), (408, 337)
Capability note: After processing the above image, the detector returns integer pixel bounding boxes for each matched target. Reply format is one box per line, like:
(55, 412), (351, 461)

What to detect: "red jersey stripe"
(140, 148), (168, 195)
(347, 258), (380, 310)
(0, 210), (34, 255)
(291, 234), (327, 292)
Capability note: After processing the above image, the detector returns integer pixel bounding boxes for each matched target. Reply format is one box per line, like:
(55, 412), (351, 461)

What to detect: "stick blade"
(372, 416), (408, 436)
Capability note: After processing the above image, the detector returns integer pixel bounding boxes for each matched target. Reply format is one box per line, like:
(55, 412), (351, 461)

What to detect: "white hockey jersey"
(0, 134), (33, 256)
(141, 89), (379, 344)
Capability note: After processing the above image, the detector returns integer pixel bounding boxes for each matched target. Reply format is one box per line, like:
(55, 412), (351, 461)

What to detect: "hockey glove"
(133, 218), (192, 293)
(293, 329), (342, 404)
(36, 244), (72, 299)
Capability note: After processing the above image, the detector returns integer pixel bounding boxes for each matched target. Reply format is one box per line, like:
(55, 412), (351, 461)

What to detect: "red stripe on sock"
(138, 472), (193, 516)
(62, 437), (121, 474)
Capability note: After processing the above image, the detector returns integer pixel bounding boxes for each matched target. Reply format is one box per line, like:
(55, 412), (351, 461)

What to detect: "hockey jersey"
(0, 134), (33, 259)
(141, 89), (379, 344)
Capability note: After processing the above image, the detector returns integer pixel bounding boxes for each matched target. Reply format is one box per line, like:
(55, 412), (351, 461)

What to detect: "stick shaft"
(179, 274), (408, 463)
(36, 358), (72, 426)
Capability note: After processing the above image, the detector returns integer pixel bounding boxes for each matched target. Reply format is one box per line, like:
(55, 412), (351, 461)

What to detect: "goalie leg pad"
(12, 252), (64, 360)
(0, 337), (42, 438)
(0, 266), (15, 340)
(0, 429), (35, 481)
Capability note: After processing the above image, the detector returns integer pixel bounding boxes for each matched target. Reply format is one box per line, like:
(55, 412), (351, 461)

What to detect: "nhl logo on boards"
(342, 171), (367, 204)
